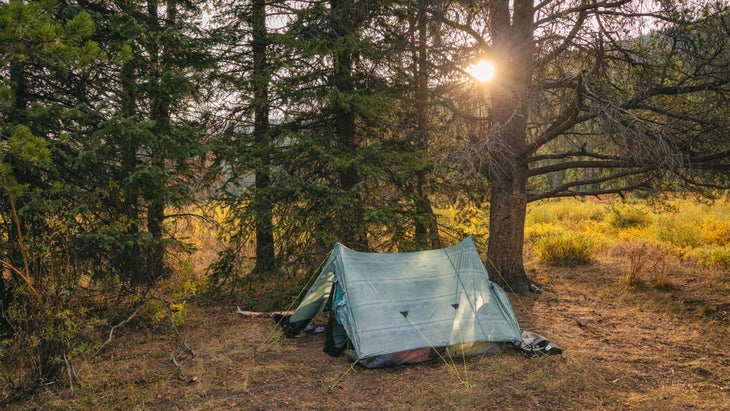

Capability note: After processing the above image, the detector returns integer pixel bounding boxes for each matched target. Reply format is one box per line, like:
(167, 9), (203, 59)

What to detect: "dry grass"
(10, 255), (730, 410)
(610, 240), (676, 287)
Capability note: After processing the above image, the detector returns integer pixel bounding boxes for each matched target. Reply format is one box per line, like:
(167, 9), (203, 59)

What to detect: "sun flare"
(467, 59), (495, 83)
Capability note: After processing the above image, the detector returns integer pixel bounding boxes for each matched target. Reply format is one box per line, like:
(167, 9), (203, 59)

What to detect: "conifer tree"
(68, 0), (212, 286)
(0, 0), (102, 392)
(436, 0), (730, 292)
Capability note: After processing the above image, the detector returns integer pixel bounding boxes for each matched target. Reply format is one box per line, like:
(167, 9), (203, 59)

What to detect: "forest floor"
(11, 256), (730, 410)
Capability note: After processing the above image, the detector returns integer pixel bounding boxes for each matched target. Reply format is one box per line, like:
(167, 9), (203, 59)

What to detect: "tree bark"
(486, 161), (531, 293)
(146, 0), (169, 283)
(485, 0), (534, 293)
(413, 0), (441, 250)
(251, 0), (276, 272)
(331, 0), (367, 250)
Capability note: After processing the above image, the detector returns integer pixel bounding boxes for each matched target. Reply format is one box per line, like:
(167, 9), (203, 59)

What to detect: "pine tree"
(66, 0), (213, 286)
(438, 0), (730, 292)
(0, 0), (102, 392)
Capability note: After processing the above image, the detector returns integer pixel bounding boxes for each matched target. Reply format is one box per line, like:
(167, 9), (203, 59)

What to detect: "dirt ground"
(12, 258), (730, 410)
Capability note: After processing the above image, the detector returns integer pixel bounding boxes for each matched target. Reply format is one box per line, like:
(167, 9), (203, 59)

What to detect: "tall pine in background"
(69, 0), (212, 286)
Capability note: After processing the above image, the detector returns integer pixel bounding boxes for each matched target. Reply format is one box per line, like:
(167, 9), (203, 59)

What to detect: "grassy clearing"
(13, 255), (729, 410)
(8, 196), (730, 410)
(526, 196), (730, 277)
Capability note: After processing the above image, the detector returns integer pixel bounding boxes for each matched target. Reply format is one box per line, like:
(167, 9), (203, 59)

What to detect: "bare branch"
(529, 167), (655, 202)
(162, 299), (196, 358)
(529, 149), (623, 162)
(624, 81), (730, 110)
(93, 304), (145, 357)
(529, 183), (651, 201)
(63, 353), (80, 391)
(535, 0), (633, 27)
(426, 7), (490, 52)
(529, 159), (634, 176)
(523, 104), (589, 157)
(534, 3), (588, 69)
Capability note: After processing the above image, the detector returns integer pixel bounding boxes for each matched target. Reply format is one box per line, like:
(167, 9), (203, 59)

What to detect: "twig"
(171, 352), (195, 383)
(62, 353), (79, 391)
(1, 176), (41, 304)
(162, 299), (196, 357)
(0, 259), (40, 304)
(162, 299), (197, 383)
(93, 304), (145, 356)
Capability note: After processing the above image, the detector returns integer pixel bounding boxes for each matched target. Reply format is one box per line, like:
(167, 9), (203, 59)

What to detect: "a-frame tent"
(282, 236), (522, 367)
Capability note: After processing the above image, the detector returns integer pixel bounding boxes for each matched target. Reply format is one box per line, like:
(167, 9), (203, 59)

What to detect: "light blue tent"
(285, 236), (522, 367)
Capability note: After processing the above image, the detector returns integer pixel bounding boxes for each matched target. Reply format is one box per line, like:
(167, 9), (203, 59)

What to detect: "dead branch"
(93, 303), (145, 357)
(162, 299), (196, 358)
(62, 353), (80, 391)
(171, 352), (196, 384)
(235, 306), (294, 318)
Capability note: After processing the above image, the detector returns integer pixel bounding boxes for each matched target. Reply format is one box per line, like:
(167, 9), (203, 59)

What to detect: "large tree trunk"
(146, 0), (169, 284)
(485, 0), (534, 293)
(486, 163), (531, 293)
(331, 0), (367, 250)
(251, 0), (275, 272)
(413, 0), (441, 250)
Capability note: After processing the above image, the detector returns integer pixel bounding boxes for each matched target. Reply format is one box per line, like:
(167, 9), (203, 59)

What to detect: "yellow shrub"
(654, 213), (701, 248)
(605, 203), (653, 229)
(139, 299), (189, 328)
(698, 218), (730, 246)
(526, 204), (558, 225)
(436, 204), (490, 238)
(527, 199), (605, 226)
(694, 246), (730, 270)
(552, 200), (606, 223)
(524, 223), (564, 244)
(576, 220), (612, 251)
(534, 232), (593, 266)
(653, 198), (730, 248)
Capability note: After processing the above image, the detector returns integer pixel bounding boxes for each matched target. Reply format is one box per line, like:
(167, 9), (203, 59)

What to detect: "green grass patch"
(525, 197), (730, 267)
(524, 223), (564, 244)
(653, 212), (702, 248)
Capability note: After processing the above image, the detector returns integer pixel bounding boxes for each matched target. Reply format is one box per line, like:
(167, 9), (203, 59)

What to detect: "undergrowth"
(4, 195), (728, 405)
(525, 197), (730, 273)
(534, 232), (594, 266)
